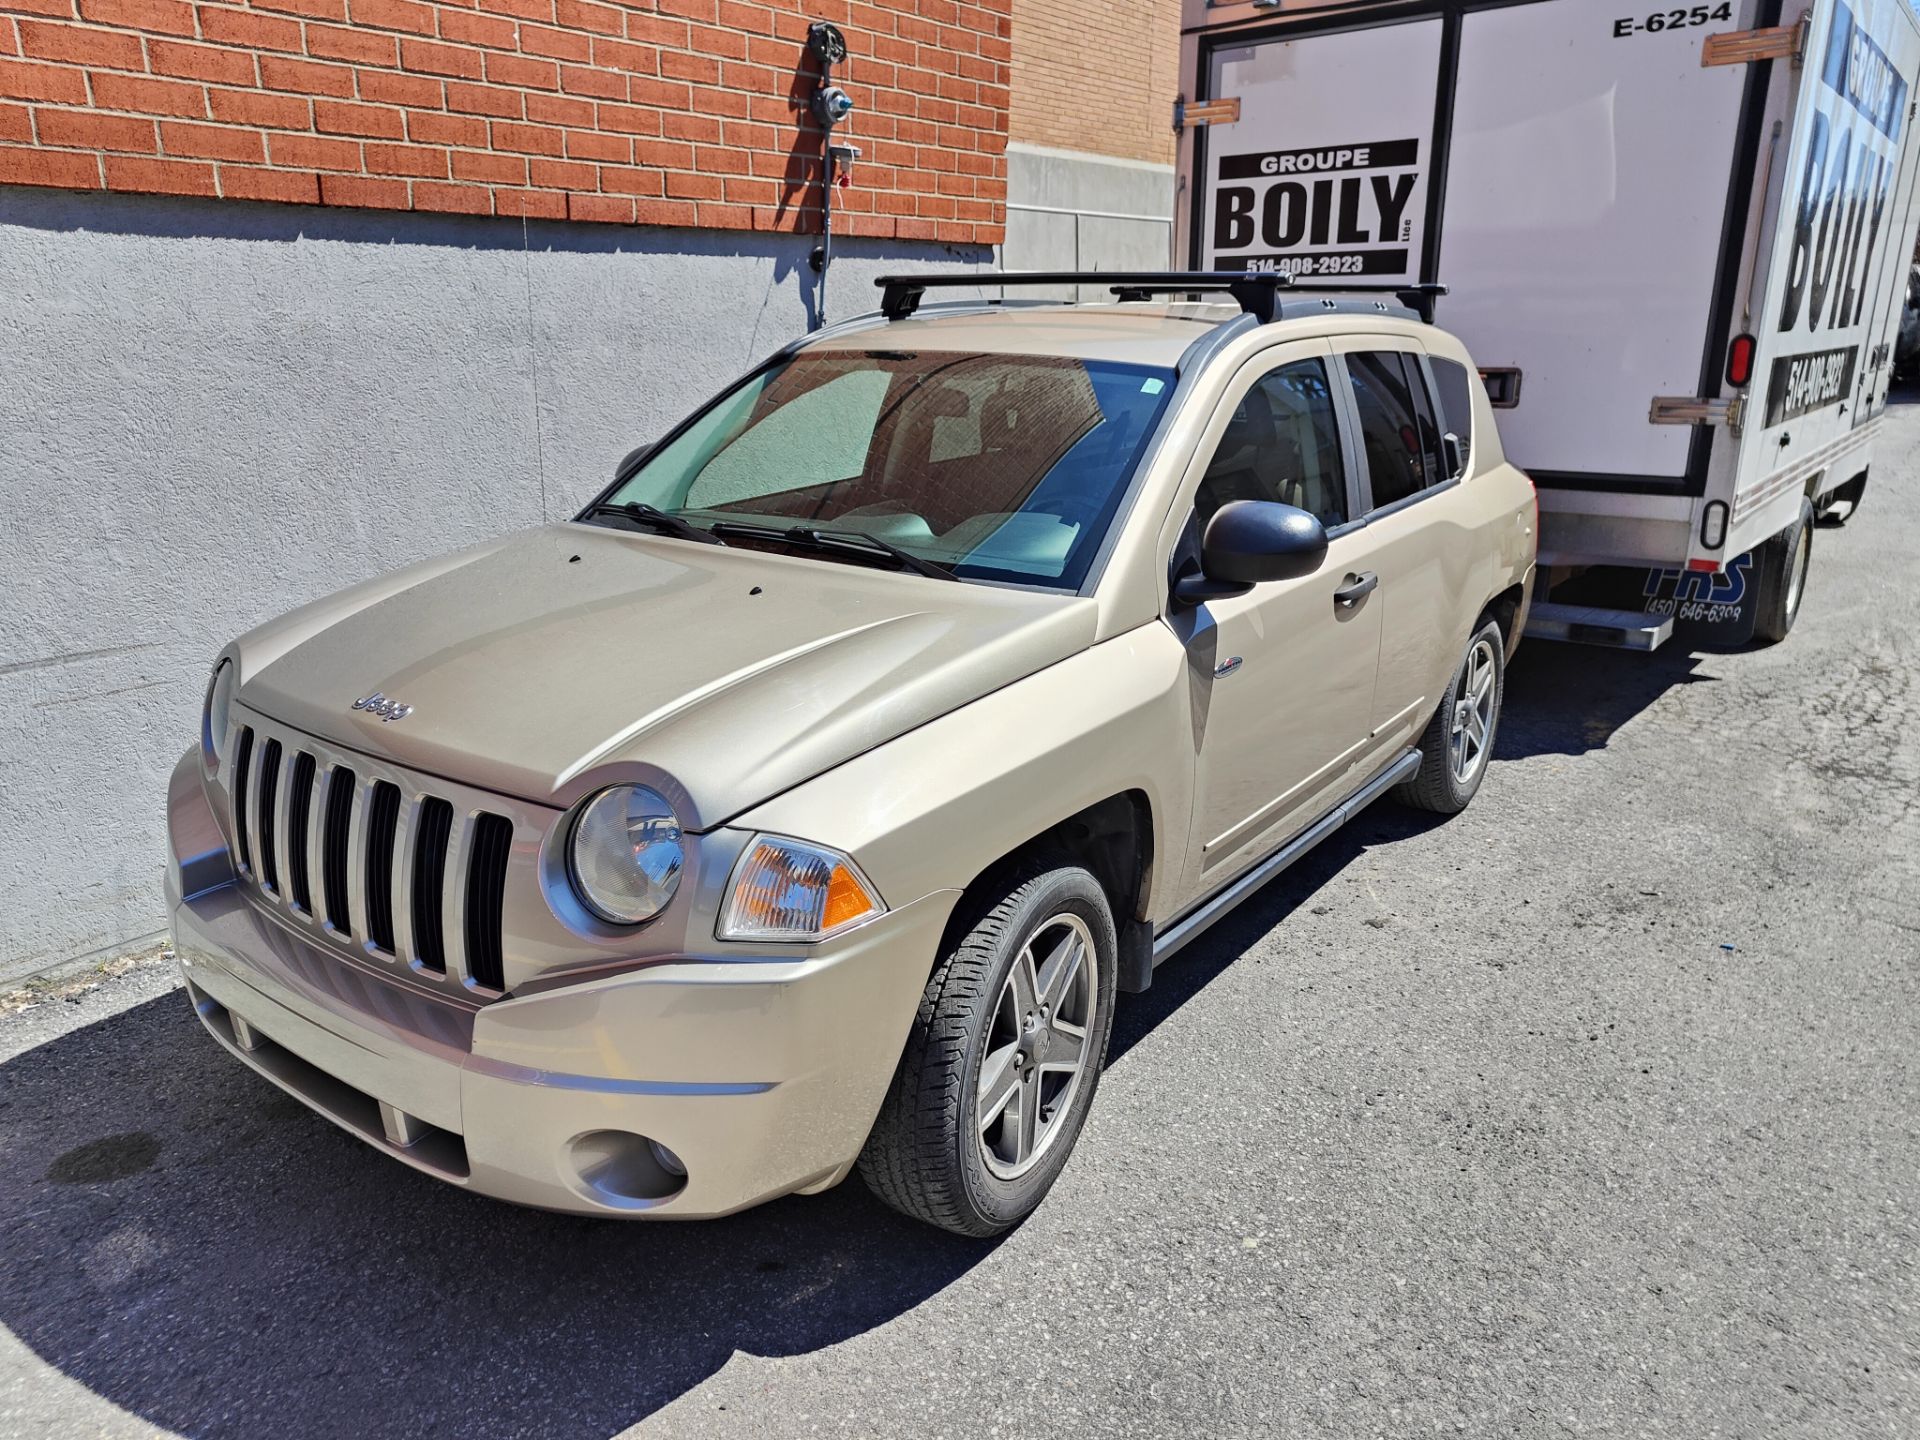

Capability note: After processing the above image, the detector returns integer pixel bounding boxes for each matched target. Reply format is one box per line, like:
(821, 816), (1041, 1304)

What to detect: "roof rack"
(874, 271), (1449, 325)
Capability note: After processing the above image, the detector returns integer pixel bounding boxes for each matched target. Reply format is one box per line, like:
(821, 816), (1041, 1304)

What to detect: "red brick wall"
(1009, 0), (1174, 165)
(0, 0), (1008, 242)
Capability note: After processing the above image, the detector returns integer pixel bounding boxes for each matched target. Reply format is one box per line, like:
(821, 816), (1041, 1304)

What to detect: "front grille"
(223, 718), (518, 1002)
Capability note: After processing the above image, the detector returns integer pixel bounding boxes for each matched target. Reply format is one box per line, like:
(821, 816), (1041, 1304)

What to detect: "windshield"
(597, 349), (1177, 589)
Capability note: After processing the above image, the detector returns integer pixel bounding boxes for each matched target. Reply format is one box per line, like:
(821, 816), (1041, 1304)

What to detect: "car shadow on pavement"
(0, 992), (998, 1440)
(1497, 639), (1712, 757)
(1107, 802), (1449, 1066)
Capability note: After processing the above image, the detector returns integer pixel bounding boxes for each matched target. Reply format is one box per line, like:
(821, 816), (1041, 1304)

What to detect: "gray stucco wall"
(0, 184), (985, 978)
(1001, 142), (1175, 294)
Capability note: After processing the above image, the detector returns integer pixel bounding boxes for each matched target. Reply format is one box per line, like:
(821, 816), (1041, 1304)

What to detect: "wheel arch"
(943, 790), (1158, 997)
(1480, 581), (1527, 654)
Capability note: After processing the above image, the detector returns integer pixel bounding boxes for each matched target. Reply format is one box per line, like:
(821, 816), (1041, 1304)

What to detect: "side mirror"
(615, 441), (653, 480)
(1173, 500), (1328, 606)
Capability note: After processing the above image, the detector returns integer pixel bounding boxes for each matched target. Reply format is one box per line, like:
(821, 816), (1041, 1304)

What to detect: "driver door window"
(1194, 358), (1349, 530)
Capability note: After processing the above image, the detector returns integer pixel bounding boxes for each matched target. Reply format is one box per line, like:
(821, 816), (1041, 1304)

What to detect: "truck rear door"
(1721, 0), (1920, 563)
(1183, 0), (1777, 567)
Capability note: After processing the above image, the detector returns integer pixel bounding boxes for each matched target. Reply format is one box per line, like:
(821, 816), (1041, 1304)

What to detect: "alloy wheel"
(977, 913), (1097, 1180)
(1449, 638), (1497, 784)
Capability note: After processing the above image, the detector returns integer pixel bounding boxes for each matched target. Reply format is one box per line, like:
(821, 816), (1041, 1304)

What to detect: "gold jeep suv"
(167, 272), (1536, 1236)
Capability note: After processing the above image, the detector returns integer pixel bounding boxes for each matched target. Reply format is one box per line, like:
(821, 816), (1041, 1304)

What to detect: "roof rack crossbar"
(875, 272), (1448, 325)
(877, 270), (1289, 323)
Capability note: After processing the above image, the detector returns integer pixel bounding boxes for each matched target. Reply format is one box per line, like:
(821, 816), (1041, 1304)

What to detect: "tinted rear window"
(1347, 351), (1438, 510)
(1429, 356), (1474, 474)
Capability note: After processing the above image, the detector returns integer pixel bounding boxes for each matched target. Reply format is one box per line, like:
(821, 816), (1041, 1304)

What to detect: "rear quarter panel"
(1427, 328), (1536, 608)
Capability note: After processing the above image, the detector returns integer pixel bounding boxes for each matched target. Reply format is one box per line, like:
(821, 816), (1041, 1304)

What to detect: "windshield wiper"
(585, 501), (724, 545)
(707, 522), (957, 581)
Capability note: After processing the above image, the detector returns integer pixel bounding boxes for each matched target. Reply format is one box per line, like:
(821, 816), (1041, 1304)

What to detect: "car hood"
(236, 523), (1095, 828)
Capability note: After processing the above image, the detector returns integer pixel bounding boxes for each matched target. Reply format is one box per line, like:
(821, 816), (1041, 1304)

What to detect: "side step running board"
(1151, 747), (1421, 968)
(1524, 602), (1672, 652)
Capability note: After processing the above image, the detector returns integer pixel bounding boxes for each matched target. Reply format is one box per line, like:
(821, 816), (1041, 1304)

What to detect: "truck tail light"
(1726, 333), (1755, 388)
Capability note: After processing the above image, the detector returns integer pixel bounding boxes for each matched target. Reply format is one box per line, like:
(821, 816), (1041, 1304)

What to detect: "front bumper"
(166, 751), (956, 1218)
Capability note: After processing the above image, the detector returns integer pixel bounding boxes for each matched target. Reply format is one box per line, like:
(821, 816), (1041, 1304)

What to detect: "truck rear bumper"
(1536, 488), (1695, 570)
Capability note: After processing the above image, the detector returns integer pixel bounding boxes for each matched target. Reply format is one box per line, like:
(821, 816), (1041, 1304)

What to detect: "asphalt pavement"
(3, 395), (1916, 1439)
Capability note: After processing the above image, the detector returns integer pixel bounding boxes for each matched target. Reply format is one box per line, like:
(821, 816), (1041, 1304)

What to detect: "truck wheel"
(858, 863), (1117, 1237)
(1394, 617), (1505, 815)
(1752, 499), (1814, 645)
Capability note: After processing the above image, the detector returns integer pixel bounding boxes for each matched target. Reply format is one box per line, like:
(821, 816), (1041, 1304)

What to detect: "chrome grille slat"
(305, 757), (333, 926)
(390, 792), (423, 967)
(224, 711), (520, 1004)
(343, 773), (372, 945)
(442, 810), (475, 988)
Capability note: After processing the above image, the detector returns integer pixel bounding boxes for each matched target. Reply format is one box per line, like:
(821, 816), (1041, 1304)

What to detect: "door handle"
(1333, 571), (1378, 608)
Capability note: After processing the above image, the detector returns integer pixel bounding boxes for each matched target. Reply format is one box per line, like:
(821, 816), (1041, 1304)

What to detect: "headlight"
(568, 785), (684, 925)
(718, 834), (884, 942)
(202, 658), (236, 769)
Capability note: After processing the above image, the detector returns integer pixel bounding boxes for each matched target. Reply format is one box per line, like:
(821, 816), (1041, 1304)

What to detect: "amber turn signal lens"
(822, 862), (873, 931)
(718, 835), (885, 942)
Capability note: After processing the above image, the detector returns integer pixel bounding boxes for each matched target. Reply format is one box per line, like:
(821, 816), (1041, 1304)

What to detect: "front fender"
(730, 622), (1194, 924)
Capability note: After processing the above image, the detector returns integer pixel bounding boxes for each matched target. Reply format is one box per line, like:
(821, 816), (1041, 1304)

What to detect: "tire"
(1394, 617), (1505, 815)
(858, 863), (1118, 1237)
(1752, 498), (1814, 645)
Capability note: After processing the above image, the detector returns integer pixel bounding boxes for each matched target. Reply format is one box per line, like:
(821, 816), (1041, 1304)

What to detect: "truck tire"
(1752, 498), (1814, 645)
(1394, 617), (1505, 815)
(858, 862), (1118, 1237)
(1815, 468), (1868, 526)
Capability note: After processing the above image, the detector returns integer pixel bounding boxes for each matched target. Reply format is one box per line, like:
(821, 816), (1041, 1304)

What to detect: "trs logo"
(1643, 553), (1751, 605)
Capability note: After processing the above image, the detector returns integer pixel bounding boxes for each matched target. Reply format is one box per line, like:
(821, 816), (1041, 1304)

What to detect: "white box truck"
(1174, 0), (1920, 647)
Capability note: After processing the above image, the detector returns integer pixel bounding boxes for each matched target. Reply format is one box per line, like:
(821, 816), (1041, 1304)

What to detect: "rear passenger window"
(1404, 359), (1447, 485)
(1428, 357), (1473, 475)
(1346, 351), (1443, 510)
(1195, 359), (1348, 530)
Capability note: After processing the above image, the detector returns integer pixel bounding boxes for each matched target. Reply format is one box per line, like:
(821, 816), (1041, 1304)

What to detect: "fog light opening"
(568, 1129), (688, 1207)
